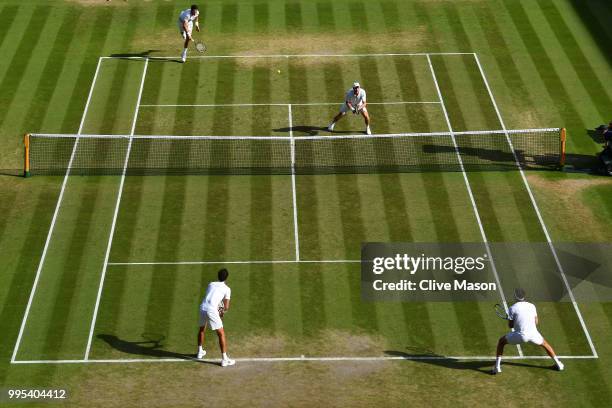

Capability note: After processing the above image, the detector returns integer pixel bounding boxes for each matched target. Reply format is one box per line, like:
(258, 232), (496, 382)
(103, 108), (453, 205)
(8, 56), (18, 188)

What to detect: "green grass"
(0, 0), (611, 407)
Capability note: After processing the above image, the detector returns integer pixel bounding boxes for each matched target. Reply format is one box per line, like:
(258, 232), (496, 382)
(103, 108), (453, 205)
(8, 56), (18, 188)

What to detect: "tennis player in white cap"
(327, 82), (372, 135)
(492, 288), (564, 374)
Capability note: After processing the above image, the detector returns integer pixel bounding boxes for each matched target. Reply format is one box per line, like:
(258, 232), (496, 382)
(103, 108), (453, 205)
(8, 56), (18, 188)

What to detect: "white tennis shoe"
(327, 122), (335, 132)
(221, 358), (236, 367)
(196, 349), (206, 359)
(366, 126), (372, 135)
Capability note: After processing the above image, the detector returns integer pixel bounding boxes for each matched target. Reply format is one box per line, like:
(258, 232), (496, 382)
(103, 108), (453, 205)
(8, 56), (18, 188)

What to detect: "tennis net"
(24, 128), (565, 176)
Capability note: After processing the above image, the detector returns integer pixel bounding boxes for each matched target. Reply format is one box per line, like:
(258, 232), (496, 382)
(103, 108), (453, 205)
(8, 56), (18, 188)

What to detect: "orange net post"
(559, 128), (566, 168)
(24, 133), (31, 177)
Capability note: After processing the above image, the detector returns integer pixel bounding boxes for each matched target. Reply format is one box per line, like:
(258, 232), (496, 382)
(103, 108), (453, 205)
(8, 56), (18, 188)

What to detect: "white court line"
(11, 354), (597, 365)
(426, 54), (522, 357)
(101, 52), (476, 60)
(10, 57), (104, 363)
(288, 104), (300, 261)
(84, 58), (149, 361)
(107, 259), (362, 266)
(139, 101), (441, 107)
(472, 54), (598, 357)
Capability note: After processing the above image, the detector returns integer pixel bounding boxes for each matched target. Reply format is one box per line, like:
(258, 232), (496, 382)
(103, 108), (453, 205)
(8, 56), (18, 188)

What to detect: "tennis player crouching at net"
(493, 288), (564, 374)
(328, 82), (372, 135)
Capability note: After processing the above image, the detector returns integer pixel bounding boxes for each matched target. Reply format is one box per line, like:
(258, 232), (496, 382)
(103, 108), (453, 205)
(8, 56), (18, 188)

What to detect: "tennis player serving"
(493, 288), (563, 374)
(197, 268), (235, 367)
(178, 4), (200, 63)
(327, 82), (372, 135)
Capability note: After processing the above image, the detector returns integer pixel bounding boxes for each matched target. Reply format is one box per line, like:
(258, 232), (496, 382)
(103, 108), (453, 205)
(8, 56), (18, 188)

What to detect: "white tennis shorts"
(179, 21), (193, 39)
(505, 330), (544, 346)
(199, 308), (223, 330)
(340, 103), (367, 114)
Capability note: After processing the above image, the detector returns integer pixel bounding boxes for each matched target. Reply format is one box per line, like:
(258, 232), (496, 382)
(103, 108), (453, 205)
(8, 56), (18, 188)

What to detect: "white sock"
(222, 352), (229, 360)
(198, 345), (204, 353)
(495, 356), (501, 369)
(553, 356), (562, 366)
(182, 48), (188, 57)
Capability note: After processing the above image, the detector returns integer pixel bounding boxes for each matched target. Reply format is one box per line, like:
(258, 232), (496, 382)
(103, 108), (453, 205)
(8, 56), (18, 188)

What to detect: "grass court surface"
(0, 1), (611, 406)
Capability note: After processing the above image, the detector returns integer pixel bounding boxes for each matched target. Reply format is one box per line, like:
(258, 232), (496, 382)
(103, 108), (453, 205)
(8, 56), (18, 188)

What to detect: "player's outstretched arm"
(183, 20), (192, 40)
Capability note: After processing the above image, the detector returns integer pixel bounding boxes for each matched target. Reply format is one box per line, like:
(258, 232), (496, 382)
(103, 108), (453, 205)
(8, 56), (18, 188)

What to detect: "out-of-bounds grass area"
(0, 0), (611, 407)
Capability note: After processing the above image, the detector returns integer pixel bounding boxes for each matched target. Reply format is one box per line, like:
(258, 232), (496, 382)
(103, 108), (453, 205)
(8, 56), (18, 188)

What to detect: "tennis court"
(11, 52), (596, 364)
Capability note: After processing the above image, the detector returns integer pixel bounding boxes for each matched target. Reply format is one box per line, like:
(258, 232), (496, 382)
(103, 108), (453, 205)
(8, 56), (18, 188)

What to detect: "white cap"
(353, 82), (360, 88)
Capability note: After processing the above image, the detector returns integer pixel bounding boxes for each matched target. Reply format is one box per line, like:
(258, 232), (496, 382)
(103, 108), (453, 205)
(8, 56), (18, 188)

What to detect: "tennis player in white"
(327, 82), (372, 135)
(178, 4), (200, 63)
(197, 268), (235, 367)
(493, 288), (563, 374)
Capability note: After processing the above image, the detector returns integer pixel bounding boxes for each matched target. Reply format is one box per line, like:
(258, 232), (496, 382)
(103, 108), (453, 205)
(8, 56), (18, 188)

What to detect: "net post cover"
(24, 133), (31, 178)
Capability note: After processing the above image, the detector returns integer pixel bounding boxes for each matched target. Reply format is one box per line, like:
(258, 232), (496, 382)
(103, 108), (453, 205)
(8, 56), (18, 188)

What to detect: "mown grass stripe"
(379, 1), (400, 30)
(0, 6), (18, 50)
(0, 5), (51, 129)
(0, 184), (57, 382)
(503, 1), (587, 135)
(39, 181), (102, 359)
(220, 2), (238, 34)
(568, 0), (612, 70)
(199, 60), (237, 295)
(98, 46), (140, 133)
(0, 181), (18, 242)
(537, 0), (612, 121)
(253, 2), (269, 33)
(248, 66), (275, 332)
(315, 2), (335, 31)
(59, 7), (115, 134)
(473, 4), (545, 126)
(285, 2), (302, 32)
(443, 6), (501, 130)
(349, 1), (367, 33)
(143, 60), (199, 339)
(21, 8), (82, 133)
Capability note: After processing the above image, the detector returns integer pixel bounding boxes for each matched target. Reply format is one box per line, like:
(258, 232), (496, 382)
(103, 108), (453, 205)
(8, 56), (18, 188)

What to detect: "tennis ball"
(277, 69), (281, 74)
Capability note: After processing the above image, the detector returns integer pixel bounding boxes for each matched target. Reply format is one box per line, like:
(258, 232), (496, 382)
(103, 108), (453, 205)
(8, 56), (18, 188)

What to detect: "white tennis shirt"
(200, 281), (231, 312)
(178, 9), (199, 29)
(508, 301), (538, 334)
(345, 88), (367, 107)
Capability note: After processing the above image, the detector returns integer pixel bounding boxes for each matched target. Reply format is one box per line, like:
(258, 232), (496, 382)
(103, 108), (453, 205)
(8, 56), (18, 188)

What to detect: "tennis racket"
(494, 303), (510, 320)
(194, 39), (206, 53)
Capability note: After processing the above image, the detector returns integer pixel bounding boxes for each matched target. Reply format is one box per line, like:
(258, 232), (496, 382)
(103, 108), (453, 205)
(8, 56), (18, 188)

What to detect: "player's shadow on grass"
(97, 334), (216, 365)
(273, 125), (359, 135)
(384, 350), (557, 375)
(109, 50), (182, 63)
(0, 169), (22, 177)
